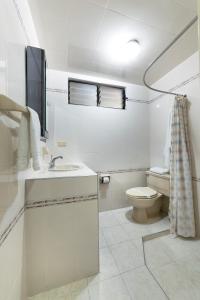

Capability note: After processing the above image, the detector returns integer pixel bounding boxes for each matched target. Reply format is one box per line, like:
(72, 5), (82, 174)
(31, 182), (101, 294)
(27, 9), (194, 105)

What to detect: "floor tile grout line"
(107, 238), (143, 250)
(142, 236), (170, 300)
(87, 272), (120, 284)
(101, 230), (170, 247)
(104, 237), (147, 300)
(89, 248), (134, 299)
(89, 241), (145, 293)
(107, 238), (144, 273)
(107, 240), (145, 272)
(88, 272), (133, 299)
(120, 272), (135, 299)
(88, 259), (148, 284)
(119, 263), (146, 276)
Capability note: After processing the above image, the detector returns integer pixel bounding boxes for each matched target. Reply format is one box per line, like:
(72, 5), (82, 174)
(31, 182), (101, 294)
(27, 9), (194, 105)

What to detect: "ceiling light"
(110, 39), (141, 64)
(123, 39), (140, 59)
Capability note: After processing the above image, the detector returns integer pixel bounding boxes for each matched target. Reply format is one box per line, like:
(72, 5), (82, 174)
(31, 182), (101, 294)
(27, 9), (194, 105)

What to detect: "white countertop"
(25, 164), (97, 180)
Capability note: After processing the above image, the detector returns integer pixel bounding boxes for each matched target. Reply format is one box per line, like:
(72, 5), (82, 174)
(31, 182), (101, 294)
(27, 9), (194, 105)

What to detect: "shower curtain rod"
(143, 16), (198, 97)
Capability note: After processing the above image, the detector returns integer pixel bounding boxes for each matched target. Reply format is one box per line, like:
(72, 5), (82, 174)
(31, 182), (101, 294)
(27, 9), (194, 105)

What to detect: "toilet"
(126, 186), (162, 224)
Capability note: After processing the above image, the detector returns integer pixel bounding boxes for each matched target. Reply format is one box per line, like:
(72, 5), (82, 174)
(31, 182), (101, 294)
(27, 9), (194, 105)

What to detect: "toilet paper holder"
(100, 174), (110, 184)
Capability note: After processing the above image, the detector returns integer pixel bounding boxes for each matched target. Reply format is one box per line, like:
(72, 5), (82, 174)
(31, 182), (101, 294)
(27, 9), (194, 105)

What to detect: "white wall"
(149, 51), (200, 235)
(0, 0), (38, 299)
(46, 70), (149, 171)
(46, 70), (150, 210)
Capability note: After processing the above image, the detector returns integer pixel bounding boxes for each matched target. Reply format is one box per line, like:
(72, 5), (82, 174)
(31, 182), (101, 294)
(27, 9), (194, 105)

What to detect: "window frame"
(68, 78), (126, 110)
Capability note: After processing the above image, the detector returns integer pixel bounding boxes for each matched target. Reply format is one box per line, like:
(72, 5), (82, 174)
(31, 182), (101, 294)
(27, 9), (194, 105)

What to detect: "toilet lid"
(126, 187), (158, 199)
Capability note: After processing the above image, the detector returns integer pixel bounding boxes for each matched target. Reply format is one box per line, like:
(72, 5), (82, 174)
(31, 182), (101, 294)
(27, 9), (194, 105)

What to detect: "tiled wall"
(46, 70), (150, 210)
(98, 169), (147, 211)
(0, 0), (38, 299)
(149, 51), (200, 236)
(0, 215), (26, 300)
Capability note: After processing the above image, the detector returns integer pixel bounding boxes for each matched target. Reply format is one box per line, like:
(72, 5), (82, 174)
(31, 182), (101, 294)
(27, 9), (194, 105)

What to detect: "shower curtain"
(169, 96), (195, 237)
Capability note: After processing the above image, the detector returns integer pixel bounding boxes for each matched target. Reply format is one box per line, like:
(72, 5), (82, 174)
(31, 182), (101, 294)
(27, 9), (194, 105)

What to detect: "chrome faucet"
(49, 155), (63, 169)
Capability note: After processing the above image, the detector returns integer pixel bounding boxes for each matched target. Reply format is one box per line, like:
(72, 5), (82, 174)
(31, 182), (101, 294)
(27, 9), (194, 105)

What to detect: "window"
(68, 81), (97, 106)
(68, 79), (126, 109)
(99, 85), (125, 109)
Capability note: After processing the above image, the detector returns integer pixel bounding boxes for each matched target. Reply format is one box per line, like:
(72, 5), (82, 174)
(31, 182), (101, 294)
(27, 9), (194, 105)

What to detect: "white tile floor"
(145, 235), (200, 300)
(29, 207), (200, 300)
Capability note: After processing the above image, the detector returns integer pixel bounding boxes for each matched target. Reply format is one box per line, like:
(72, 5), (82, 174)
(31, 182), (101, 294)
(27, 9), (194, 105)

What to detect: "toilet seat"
(126, 187), (158, 199)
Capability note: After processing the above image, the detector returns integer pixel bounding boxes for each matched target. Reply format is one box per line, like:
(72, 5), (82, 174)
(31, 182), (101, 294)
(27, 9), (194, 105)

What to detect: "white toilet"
(126, 186), (162, 224)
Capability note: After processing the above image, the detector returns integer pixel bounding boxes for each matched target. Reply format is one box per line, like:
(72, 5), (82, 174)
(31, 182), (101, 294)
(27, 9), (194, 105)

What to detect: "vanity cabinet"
(25, 167), (99, 296)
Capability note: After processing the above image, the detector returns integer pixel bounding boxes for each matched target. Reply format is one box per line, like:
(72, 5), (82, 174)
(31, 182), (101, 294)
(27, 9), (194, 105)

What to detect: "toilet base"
(132, 198), (162, 224)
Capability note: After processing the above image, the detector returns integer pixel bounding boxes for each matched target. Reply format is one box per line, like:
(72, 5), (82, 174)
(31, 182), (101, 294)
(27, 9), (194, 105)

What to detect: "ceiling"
(28, 0), (198, 85)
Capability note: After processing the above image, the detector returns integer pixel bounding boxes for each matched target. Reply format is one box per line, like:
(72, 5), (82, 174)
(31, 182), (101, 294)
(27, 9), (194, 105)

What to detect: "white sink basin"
(49, 164), (81, 172)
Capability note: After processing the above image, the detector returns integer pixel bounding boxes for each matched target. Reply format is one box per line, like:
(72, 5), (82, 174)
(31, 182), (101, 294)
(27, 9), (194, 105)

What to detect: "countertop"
(25, 163), (97, 180)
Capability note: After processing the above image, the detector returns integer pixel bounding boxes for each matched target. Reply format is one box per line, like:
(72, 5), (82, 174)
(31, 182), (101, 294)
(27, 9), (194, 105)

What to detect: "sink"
(49, 164), (81, 172)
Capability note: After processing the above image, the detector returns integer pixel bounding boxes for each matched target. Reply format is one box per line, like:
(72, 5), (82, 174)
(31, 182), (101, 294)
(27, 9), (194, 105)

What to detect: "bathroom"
(0, 0), (200, 299)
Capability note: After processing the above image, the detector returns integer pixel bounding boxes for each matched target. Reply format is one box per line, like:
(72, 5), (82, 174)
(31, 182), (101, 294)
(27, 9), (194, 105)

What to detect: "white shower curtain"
(169, 96), (195, 237)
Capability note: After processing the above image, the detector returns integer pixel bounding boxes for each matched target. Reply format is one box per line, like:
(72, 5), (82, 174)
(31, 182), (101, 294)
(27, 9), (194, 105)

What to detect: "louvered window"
(99, 85), (124, 109)
(68, 79), (126, 109)
(68, 81), (97, 106)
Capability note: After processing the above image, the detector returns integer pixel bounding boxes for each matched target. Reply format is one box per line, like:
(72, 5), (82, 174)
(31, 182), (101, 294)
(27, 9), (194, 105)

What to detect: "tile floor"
(145, 235), (200, 300)
(29, 207), (200, 300)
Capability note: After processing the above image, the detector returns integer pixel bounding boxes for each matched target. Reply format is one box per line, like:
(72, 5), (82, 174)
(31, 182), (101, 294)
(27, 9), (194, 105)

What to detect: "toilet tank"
(146, 171), (170, 197)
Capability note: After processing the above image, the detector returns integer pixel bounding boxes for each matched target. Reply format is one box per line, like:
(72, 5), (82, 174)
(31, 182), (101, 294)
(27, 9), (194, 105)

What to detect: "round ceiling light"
(111, 39), (141, 64)
(124, 39), (140, 59)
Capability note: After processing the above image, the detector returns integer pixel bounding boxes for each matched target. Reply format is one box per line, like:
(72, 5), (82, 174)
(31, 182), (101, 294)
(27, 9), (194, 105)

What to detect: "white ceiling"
(28, 0), (198, 84)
